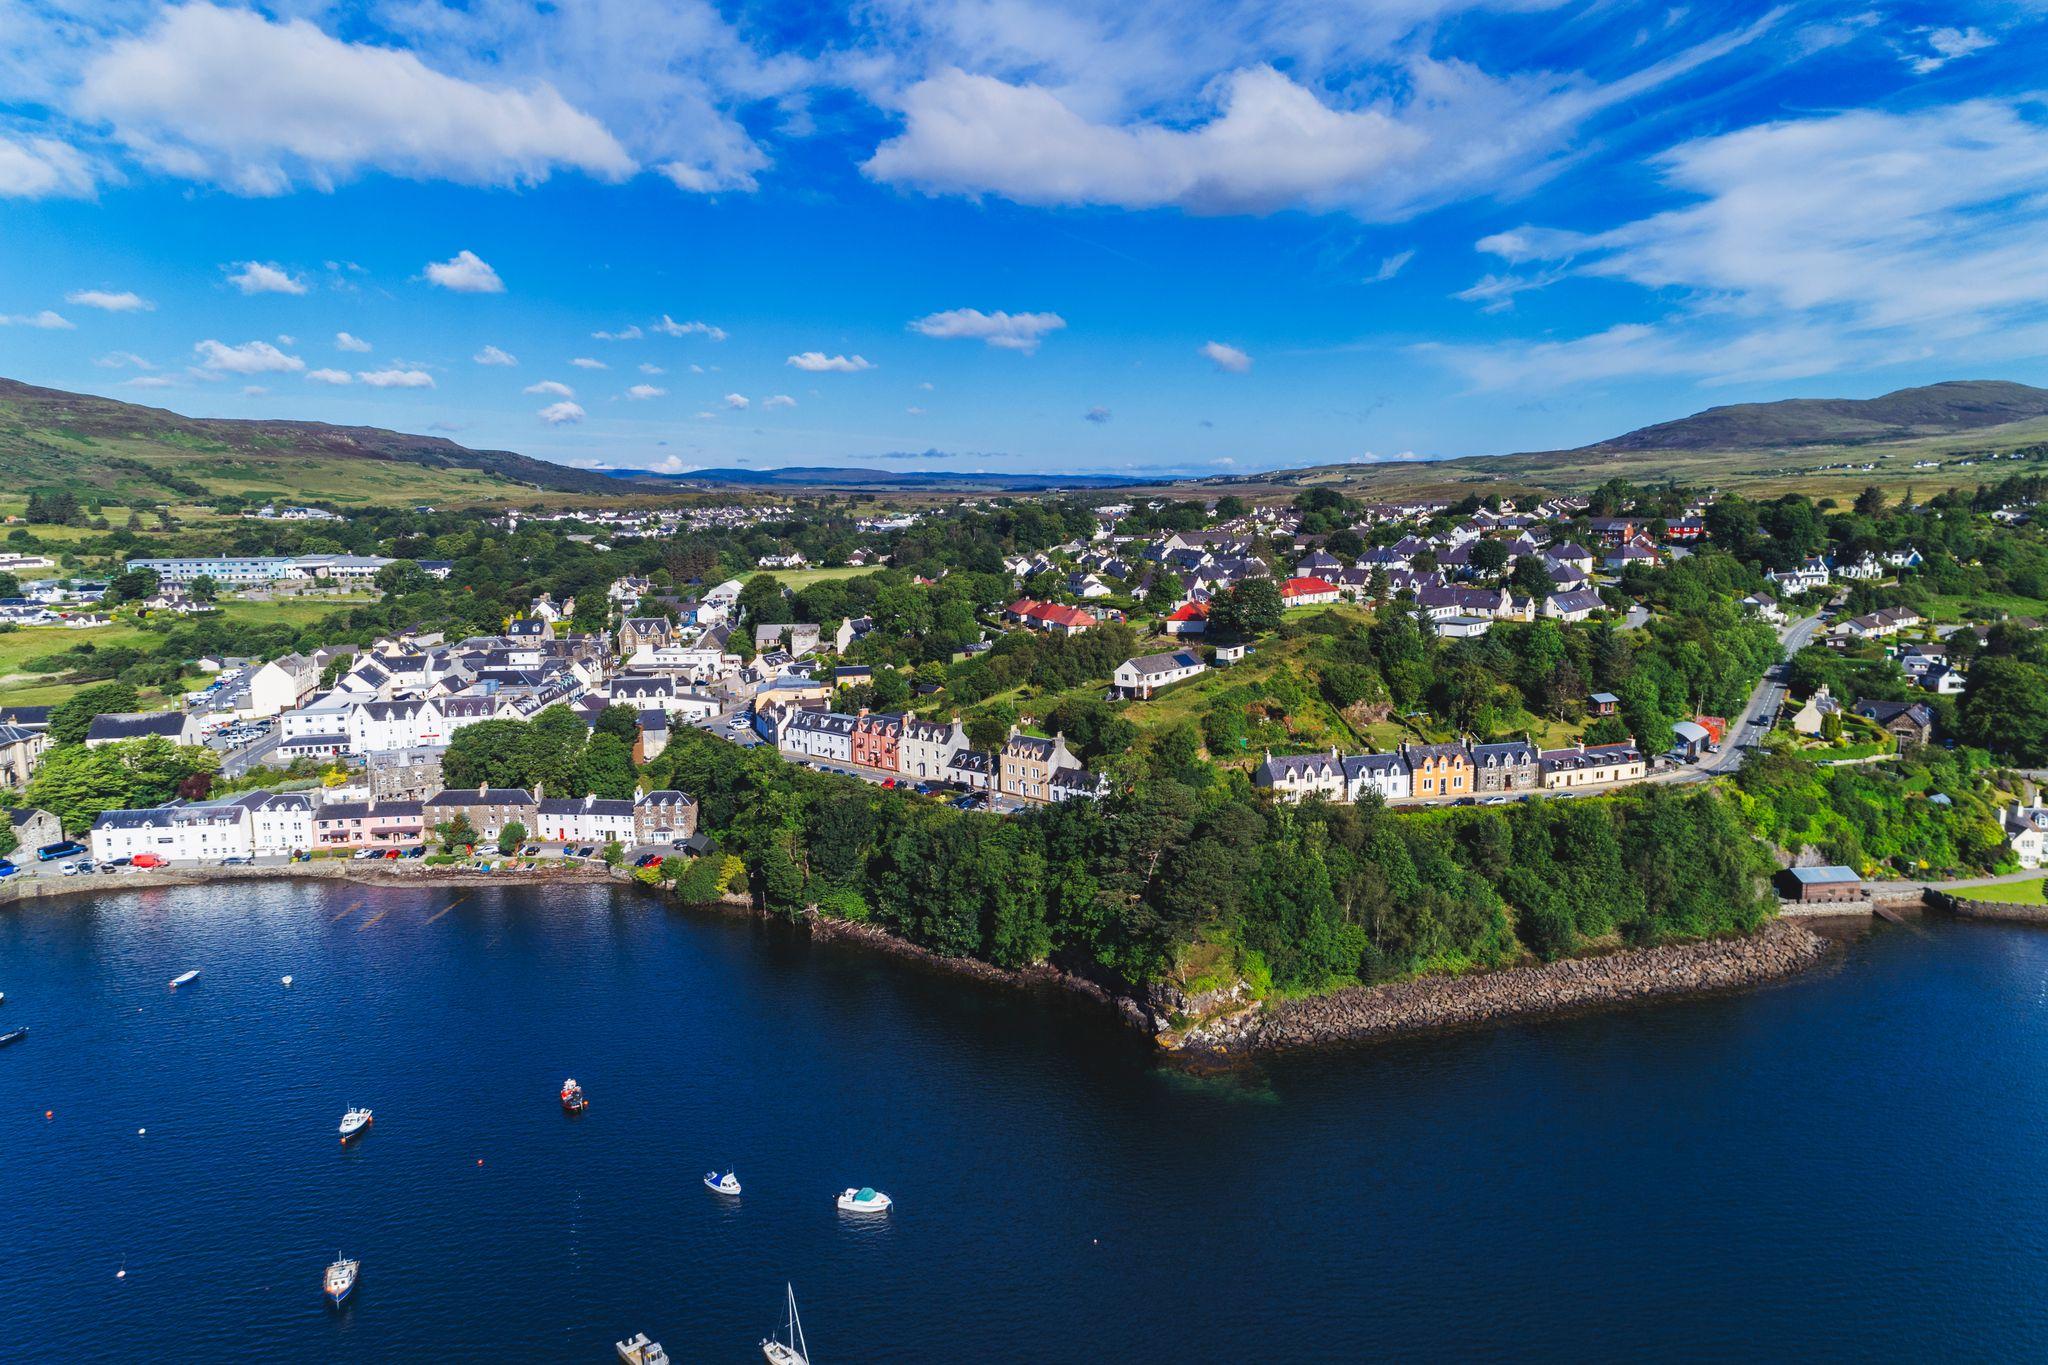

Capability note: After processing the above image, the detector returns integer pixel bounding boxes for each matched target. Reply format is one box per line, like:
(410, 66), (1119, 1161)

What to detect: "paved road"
(1660, 612), (1822, 786)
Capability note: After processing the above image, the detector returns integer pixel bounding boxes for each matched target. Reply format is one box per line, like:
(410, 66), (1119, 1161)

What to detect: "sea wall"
(0, 860), (622, 905)
(1172, 918), (1837, 1058)
(1931, 889), (2048, 926)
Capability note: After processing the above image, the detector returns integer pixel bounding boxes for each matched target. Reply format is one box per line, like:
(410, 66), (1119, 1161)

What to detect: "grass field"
(754, 565), (889, 592)
(1958, 876), (2048, 904)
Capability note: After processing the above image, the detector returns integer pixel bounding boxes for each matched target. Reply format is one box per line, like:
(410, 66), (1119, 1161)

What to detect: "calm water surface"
(5, 881), (2048, 1361)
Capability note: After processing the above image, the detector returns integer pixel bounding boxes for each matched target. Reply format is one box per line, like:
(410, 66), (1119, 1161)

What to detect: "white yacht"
(836, 1186), (891, 1214)
(704, 1169), (742, 1196)
(616, 1332), (669, 1364)
(338, 1107), (373, 1142)
(761, 1283), (810, 1365)
(324, 1254), (358, 1307)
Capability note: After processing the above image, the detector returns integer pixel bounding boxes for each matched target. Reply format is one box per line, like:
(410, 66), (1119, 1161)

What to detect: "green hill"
(0, 377), (623, 506)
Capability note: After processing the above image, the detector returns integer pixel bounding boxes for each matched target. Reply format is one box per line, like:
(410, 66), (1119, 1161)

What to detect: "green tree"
(436, 814), (480, 853)
(48, 681), (140, 745)
(1212, 578), (1283, 639)
(573, 733), (637, 800)
(187, 574), (221, 604)
(497, 820), (528, 856)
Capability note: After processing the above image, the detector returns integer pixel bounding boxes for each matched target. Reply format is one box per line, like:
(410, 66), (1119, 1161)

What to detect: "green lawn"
(1921, 592), (2048, 623)
(757, 564), (888, 592)
(1959, 876), (2048, 904)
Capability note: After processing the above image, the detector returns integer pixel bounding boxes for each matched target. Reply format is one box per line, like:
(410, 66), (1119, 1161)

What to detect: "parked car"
(131, 853), (165, 869)
(105, 856), (133, 867)
(351, 848), (380, 860)
(520, 844), (540, 856)
(37, 840), (86, 862)
(576, 845), (596, 858)
(221, 856), (252, 866)
(634, 853), (664, 869)
(58, 861), (79, 876)
(0, 860), (16, 878)
(402, 846), (426, 859)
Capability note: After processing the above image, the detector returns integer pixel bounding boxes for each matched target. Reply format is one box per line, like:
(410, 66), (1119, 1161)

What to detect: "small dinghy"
(704, 1169), (742, 1196)
(168, 970), (199, 990)
(836, 1185), (892, 1214)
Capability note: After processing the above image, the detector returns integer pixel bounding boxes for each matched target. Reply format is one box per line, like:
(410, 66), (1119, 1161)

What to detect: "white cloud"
(723, 392), (750, 409)
(1443, 100), (2048, 388)
(570, 357), (608, 369)
(909, 308), (1064, 352)
(1084, 405), (1112, 423)
(96, 351), (153, 369)
(358, 368), (435, 388)
(906, 404), (926, 415)
(1907, 27), (1996, 76)
(594, 325), (643, 341)
(75, 3), (633, 196)
(306, 368), (352, 384)
(66, 289), (151, 312)
(227, 261), (307, 295)
(474, 344), (518, 365)
(787, 351), (874, 372)
(423, 250), (504, 293)
(525, 380), (576, 398)
(194, 338), (304, 373)
(538, 400), (586, 425)
(0, 310), (73, 329)
(626, 383), (667, 399)
(1452, 269), (1565, 313)
(0, 134), (96, 199)
(277, 334), (296, 346)
(863, 19), (1775, 221)
(652, 315), (727, 340)
(1200, 340), (1252, 373)
(1364, 249), (1415, 284)
(638, 362), (665, 375)
(334, 331), (372, 352)
(240, 385), (268, 397)
(124, 375), (176, 389)
(762, 393), (796, 409)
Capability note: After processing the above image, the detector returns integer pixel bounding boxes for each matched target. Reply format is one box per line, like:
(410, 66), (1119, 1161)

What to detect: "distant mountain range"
(1556, 380), (2048, 455)
(612, 464), (1148, 492)
(9, 375), (2048, 507)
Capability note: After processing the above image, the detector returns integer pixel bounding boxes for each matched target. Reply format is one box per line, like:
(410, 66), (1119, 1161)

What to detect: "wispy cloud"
(0, 309), (73, 329)
(226, 261), (307, 295)
(652, 316), (726, 340)
(335, 331), (372, 352)
(66, 289), (151, 312)
(787, 351), (873, 372)
(910, 308), (1064, 352)
(1200, 340), (1252, 373)
(194, 338), (302, 373)
(474, 344), (518, 366)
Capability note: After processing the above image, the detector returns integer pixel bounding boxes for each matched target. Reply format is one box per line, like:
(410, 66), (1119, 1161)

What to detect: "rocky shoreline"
(1171, 918), (1839, 1058)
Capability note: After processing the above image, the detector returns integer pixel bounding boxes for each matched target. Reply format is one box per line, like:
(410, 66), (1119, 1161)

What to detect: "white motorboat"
(281, 975), (293, 987)
(704, 1169), (742, 1196)
(168, 970), (199, 989)
(616, 1332), (670, 1365)
(761, 1283), (810, 1365)
(338, 1106), (373, 1142)
(836, 1186), (892, 1214)
(324, 1254), (358, 1306)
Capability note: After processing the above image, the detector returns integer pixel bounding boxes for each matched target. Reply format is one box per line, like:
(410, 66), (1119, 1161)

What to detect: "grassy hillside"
(0, 376), (625, 506)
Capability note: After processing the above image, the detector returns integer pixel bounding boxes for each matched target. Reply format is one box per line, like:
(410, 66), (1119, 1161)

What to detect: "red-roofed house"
(1005, 598), (1097, 635)
(1165, 601), (1209, 635)
(1279, 577), (1340, 607)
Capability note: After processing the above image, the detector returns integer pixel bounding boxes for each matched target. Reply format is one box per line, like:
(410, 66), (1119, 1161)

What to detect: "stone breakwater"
(1176, 919), (1838, 1057)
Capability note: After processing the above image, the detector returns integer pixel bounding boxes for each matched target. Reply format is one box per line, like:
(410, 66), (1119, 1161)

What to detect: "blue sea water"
(4, 881), (2048, 1361)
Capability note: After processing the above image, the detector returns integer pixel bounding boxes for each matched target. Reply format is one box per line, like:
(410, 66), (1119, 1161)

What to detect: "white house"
(2006, 801), (2048, 869)
(246, 653), (320, 718)
(779, 710), (856, 764)
(1253, 749), (1347, 802)
(348, 698), (446, 753)
(900, 716), (970, 782)
(1343, 752), (1411, 802)
(91, 799), (254, 863)
(241, 791), (317, 856)
(1112, 649), (1207, 699)
(532, 794), (638, 844)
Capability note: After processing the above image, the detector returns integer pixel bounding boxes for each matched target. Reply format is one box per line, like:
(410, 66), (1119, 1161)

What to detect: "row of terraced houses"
(1252, 738), (1648, 804)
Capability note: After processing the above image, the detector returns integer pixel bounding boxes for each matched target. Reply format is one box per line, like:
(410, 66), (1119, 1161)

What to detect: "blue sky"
(2, 1), (2046, 478)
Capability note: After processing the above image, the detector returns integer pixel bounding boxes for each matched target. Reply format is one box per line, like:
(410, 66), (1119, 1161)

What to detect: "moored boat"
(761, 1283), (810, 1365)
(836, 1185), (891, 1214)
(338, 1106), (373, 1142)
(168, 970), (199, 989)
(324, 1254), (357, 1306)
(0, 1027), (25, 1047)
(705, 1169), (742, 1196)
(616, 1332), (670, 1364)
(560, 1078), (588, 1113)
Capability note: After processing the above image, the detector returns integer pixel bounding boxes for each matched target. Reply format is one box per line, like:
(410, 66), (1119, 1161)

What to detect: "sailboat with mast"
(761, 1283), (810, 1364)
